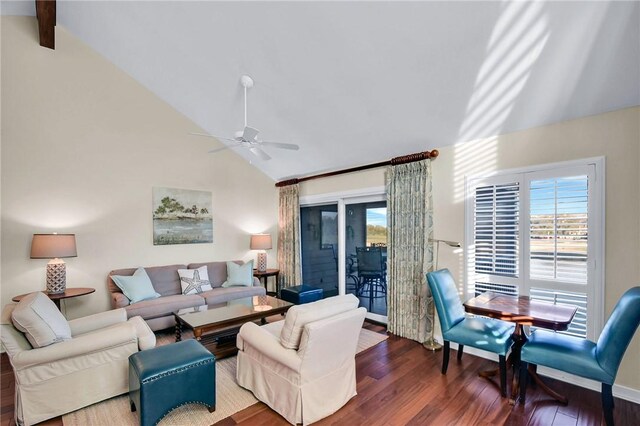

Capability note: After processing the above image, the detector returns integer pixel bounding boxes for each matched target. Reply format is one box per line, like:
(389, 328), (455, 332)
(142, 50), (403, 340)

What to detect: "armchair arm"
(111, 292), (130, 309)
(237, 322), (301, 372)
(11, 321), (137, 370)
(68, 308), (128, 336)
(127, 316), (156, 350)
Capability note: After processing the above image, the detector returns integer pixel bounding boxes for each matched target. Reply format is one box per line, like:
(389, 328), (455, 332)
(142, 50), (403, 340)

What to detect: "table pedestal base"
(476, 325), (568, 405)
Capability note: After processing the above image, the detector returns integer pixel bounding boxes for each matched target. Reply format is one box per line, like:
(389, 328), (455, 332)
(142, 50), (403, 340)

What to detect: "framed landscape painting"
(152, 187), (213, 245)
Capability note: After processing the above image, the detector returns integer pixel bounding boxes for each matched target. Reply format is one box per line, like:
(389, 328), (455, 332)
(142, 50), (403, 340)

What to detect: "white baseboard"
(437, 338), (640, 404)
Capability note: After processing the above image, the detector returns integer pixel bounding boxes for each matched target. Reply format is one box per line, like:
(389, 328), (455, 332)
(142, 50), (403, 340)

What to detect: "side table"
(12, 287), (96, 310)
(253, 269), (280, 296)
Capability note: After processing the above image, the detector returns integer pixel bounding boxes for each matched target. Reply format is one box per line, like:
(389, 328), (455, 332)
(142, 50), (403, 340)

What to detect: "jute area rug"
(63, 326), (388, 426)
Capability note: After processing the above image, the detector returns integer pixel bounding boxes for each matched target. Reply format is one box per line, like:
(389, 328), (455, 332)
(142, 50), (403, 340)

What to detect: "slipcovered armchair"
(236, 294), (366, 425)
(520, 286), (640, 426)
(1, 303), (156, 426)
(427, 269), (515, 396)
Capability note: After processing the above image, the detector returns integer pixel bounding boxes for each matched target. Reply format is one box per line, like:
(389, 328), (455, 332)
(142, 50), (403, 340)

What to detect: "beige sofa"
(108, 261), (265, 331)
(1, 305), (155, 426)
(236, 294), (366, 425)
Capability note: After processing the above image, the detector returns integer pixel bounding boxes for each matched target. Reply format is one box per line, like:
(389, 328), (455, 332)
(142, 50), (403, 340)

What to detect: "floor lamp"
(423, 238), (461, 351)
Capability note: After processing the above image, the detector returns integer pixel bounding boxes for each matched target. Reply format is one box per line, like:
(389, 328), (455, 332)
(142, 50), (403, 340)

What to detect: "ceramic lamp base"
(46, 260), (66, 294)
(256, 252), (267, 272)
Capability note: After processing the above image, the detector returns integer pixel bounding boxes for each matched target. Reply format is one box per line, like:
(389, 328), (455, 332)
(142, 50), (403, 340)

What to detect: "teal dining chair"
(427, 269), (515, 396)
(519, 286), (640, 426)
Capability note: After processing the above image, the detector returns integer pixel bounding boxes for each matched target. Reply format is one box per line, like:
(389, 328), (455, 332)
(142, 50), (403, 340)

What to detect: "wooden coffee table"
(174, 295), (293, 359)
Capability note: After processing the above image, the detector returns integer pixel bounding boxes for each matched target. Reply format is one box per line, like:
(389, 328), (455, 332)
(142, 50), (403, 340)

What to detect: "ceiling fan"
(191, 75), (299, 161)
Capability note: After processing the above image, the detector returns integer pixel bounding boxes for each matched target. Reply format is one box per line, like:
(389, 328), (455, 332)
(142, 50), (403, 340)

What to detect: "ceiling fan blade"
(249, 147), (271, 161)
(260, 141), (300, 151)
(190, 132), (238, 143)
(208, 146), (233, 154)
(242, 126), (259, 142)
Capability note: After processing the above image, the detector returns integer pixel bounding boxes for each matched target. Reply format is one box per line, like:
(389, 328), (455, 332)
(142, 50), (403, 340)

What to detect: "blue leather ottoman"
(129, 340), (215, 426)
(280, 285), (324, 304)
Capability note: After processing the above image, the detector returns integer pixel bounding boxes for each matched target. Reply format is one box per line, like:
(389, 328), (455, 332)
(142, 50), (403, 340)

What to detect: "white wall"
(300, 106), (640, 393)
(1, 17), (279, 319)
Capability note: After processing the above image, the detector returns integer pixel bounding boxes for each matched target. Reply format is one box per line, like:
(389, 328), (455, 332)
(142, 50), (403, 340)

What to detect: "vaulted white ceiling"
(4, 1), (639, 180)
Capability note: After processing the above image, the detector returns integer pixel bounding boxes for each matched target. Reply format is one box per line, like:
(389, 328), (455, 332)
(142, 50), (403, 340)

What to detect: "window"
(465, 158), (604, 340)
(366, 207), (387, 246)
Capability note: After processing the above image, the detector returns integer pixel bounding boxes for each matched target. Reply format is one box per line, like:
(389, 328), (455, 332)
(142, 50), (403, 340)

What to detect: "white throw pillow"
(280, 293), (359, 350)
(178, 266), (213, 295)
(222, 260), (254, 287)
(11, 292), (72, 348)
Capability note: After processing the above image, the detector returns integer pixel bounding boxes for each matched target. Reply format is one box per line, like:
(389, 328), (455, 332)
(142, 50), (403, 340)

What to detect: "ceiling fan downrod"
(240, 75), (254, 129)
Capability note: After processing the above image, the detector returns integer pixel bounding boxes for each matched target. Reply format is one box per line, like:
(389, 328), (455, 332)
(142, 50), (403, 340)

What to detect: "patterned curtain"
(277, 184), (302, 290)
(386, 160), (434, 342)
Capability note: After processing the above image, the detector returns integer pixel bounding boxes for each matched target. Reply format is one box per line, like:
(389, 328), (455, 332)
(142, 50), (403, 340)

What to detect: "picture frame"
(152, 187), (213, 245)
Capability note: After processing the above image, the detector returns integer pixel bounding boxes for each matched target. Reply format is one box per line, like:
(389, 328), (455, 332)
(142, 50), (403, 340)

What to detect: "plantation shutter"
(527, 173), (591, 338)
(471, 177), (521, 296)
(467, 162), (601, 340)
(529, 176), (588, 284)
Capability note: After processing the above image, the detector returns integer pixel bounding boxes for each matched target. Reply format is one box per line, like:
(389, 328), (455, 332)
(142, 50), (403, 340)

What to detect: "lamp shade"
(250, 234), (272, 250)
(30, 234), (77, 259)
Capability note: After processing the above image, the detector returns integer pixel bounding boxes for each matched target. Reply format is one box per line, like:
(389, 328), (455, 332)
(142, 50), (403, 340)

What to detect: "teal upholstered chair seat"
(444, 317), (514, 356)
(427, 269), (515, 396)
(522, 330), (611, 384)
(520, 286), (640, 426)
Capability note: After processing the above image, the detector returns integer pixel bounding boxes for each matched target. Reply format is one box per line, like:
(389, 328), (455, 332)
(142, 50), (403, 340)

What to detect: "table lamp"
(30, 233), (77, 294)
(250, 233), (272, 272)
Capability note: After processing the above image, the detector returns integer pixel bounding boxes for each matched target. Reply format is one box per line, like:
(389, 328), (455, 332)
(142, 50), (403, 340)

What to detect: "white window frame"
(464, 157), (605, 340)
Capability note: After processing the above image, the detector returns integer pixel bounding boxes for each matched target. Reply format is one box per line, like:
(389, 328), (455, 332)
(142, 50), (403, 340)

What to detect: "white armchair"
(1, 304), (156, 426)
(236, 294), (366, 425)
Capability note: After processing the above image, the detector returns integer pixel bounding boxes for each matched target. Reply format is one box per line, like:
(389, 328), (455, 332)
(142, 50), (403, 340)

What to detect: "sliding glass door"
(300, 204), (339, 298)
(299, 190), (387, 323)
(345, 201), (387, 318)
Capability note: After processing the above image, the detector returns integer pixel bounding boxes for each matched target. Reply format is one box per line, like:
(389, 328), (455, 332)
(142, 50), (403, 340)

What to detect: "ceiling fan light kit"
(190, 75), (299, 161)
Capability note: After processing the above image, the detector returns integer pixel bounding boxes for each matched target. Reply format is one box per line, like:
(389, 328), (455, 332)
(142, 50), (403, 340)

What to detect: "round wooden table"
(12, 287), (95, 310)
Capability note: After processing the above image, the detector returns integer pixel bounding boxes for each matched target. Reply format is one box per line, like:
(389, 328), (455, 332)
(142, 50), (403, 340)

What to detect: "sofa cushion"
(123, 294), (205, 320)
(199, 286), (266, 306)
(178, 266), (213, 295)
(280, 294), (359, 350)
(11, 292), (72, 348)
(109, 264), (186, 297)
(188, 261), (242, 288)
(222, 261), (254, 287)
(111, 268), (161, 304)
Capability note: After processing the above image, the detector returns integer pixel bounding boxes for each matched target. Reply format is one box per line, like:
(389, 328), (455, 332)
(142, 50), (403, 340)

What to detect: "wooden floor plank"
(2, 323), (638, 425)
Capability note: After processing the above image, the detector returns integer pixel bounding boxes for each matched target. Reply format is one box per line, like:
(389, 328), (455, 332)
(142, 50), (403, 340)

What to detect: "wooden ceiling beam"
(35, 0), (56, 49)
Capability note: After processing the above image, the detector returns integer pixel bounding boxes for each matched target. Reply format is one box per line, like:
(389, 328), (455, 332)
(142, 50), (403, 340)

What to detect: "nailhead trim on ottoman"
(129, 340), (215, 426)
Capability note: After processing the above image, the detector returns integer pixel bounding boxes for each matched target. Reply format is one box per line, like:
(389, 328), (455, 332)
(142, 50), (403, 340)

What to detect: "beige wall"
(1, 17), (278, 319)
(300, 107), (640, 392)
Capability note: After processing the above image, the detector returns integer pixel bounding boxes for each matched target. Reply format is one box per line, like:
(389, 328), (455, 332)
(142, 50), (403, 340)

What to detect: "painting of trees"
(152, 187), (213, 245)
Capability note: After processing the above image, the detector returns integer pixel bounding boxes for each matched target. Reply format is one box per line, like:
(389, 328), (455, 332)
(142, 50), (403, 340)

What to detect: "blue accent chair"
(519, 286), (640, 426)
(427, 269), (515, 396)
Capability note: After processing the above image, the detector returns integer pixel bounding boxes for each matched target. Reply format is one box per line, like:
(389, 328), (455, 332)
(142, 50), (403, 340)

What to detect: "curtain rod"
(275, 149), (439, 187)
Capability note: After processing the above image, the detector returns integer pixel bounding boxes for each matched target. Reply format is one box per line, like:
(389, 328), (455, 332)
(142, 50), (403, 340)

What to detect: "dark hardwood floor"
(2, 323), (638, 425)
